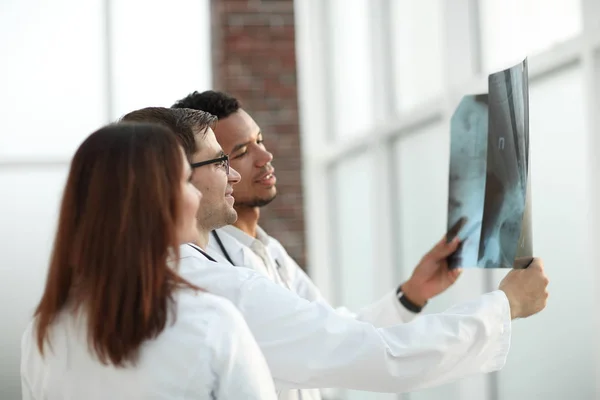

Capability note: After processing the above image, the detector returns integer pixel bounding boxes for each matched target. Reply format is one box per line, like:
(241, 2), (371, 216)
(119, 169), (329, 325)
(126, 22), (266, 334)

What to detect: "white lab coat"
(208, 226), (418, 328)
(20, 290), (277, 400)
(178, 243), (512, 395)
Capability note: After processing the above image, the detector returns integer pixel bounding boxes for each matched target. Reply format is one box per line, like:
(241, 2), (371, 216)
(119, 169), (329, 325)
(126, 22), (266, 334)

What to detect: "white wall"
(0, 1), (211, 398)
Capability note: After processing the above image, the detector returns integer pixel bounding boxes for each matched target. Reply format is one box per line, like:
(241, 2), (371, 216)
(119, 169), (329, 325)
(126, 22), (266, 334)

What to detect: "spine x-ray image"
(447, 59), (532, 269)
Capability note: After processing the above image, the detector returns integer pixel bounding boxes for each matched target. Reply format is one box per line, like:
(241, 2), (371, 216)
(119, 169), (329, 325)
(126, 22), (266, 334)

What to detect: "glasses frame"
(190, 154), (230, 175)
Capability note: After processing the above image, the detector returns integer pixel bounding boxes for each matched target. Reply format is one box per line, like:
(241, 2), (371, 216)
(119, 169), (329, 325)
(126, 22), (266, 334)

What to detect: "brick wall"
(211, 0), (307, 270)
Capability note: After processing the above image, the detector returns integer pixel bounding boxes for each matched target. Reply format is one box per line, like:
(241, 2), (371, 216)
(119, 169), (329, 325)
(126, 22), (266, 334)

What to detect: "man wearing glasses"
(121, 107), (240, 251)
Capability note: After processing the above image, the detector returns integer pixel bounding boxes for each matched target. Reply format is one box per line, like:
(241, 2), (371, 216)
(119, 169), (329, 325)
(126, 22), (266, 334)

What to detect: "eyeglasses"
(190, 154), (230, 175)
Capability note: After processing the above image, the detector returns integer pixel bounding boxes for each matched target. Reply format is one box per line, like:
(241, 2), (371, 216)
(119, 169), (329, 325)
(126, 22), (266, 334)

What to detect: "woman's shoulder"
(175, 290), (251, 339)
(178, 292), (277, 399)
(183, 291), (241, 320)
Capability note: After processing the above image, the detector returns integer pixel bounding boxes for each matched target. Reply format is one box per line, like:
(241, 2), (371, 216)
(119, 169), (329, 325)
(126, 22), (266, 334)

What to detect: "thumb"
(448, 267), (462, 283)
(431, 236), (460, 259)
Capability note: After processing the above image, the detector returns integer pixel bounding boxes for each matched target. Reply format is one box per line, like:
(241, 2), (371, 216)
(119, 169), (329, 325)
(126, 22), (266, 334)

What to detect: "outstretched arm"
(282, 235), (463, 327)
(179, 249), (511, 394)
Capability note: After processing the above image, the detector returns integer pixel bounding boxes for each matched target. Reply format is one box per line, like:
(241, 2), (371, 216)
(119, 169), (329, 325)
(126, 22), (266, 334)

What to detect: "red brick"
(212, 0), (307, 270)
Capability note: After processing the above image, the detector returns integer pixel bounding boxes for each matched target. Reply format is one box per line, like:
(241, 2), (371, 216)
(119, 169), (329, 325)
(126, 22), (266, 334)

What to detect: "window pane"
(390, 0), (444, 112)
(394, 125), (448, 269)
(328, 0), (374, 139)
(110, 0), (212, 119)
(494, 65), (595, 400)
(480, 0), (582, 73)
(330, 153), (376, 311)
(0, 0), (107, 159)
(330, 153), (396, 400)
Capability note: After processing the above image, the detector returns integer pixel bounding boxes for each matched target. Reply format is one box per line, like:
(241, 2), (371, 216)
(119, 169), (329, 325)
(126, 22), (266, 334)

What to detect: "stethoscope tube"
(187, 243), (217, 262)
(211, 230), (235, 265)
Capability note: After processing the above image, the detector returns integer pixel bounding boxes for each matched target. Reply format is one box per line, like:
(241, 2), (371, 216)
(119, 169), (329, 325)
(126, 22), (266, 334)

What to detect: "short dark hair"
(172, 90), (241, 120)
(120, 107), (217, 159)
(34, 122), (200, 367)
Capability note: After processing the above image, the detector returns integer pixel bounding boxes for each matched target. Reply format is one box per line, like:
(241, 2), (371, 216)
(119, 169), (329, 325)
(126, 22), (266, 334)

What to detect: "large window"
(296, 0), (600, 399)
(0, 1), (212, 397)
(492, 65), (596, 400)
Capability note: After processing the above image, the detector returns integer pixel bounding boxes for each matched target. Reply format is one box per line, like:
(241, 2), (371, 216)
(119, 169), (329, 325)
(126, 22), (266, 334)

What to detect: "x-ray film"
(447, 94), (489, 269)
(447, 59), (532, 269)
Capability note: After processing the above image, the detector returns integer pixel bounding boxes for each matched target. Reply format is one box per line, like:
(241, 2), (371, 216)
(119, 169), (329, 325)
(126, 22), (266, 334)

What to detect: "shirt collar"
(220, 225), (256, 247)
(220, 224), (271, 247)
(255, 226), (271, 245)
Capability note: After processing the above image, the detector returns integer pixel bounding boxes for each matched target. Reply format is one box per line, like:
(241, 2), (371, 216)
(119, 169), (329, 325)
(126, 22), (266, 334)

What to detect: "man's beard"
(235, 193), (277, 209)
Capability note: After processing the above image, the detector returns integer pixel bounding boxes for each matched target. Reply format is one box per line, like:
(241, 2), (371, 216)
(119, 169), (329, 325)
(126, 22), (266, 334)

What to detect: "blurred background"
(1, 0), (599, 399)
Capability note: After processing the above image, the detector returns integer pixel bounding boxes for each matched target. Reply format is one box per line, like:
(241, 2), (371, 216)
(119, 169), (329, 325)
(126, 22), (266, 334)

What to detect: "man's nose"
(255, 147), (273, 167)
(228, 167), (241, 184)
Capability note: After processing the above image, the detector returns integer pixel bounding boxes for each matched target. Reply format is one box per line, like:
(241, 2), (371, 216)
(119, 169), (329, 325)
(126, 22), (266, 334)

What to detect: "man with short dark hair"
(172, 90), (456, 321)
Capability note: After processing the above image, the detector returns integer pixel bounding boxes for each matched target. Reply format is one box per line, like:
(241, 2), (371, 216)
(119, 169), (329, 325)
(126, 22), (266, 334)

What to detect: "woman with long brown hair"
(20, 122), (276, 399)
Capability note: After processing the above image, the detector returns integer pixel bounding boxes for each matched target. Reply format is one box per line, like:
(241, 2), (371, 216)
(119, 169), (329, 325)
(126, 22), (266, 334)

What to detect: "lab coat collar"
(209, 227), (255, 267)
(220, 225), (254, 247)
(255, 226), (272, 246)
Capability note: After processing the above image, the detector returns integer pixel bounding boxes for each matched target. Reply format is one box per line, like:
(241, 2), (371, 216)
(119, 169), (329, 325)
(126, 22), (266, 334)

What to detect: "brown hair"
(120, 107), (217, 160)
(34, 122), (198, 367)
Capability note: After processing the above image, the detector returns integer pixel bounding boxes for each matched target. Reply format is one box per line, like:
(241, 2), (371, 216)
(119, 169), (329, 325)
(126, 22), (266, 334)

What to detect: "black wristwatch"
(396, 285), (427, 313)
